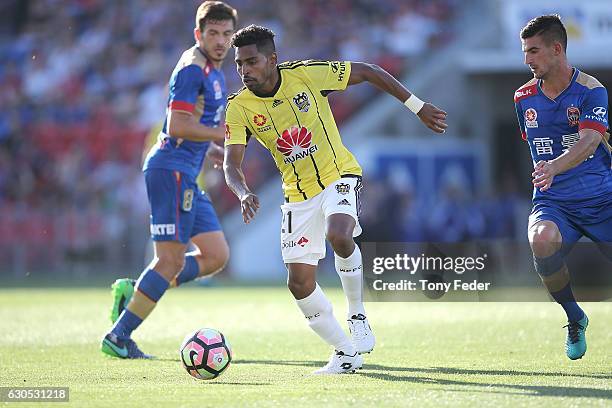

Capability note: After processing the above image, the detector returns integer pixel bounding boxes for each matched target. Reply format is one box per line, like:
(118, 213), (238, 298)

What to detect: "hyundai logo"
(593, 107), (607, 117)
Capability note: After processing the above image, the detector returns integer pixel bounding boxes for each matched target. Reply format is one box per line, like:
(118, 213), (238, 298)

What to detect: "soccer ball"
(180, 328), (232, 380)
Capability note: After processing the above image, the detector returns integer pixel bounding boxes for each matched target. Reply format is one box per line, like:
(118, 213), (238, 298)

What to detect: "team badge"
(335, 183), (350, 195)
(213, 80), (222, 100)
(525, 108), (538, 128)
(182, 189), (194, 212)
(225, 123), (231, 139)
(293, 92), (310, 113)
(253, 114), (267, 126)
(567, 106), (580, 127)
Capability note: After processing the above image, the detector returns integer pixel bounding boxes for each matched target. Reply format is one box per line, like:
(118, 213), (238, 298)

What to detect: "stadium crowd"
(1, 0), (521, 276)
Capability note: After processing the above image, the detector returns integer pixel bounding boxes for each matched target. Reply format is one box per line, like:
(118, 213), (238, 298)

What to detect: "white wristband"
(404, 94), (425, 114)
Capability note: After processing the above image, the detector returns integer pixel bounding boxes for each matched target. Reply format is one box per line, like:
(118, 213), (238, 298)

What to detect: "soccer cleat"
(313, 350), (363, 375)
(101, 333), (153, 359)
(348, 314), (375, 354)
(564, 314), (588, 360)
(109, 278), (135, 323)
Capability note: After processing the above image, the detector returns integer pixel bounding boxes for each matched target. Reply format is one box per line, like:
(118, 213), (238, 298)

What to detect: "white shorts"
(280, 176), (363, 265)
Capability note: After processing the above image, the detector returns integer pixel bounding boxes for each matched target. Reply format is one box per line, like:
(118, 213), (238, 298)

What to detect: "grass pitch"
(0, 287), (610, 407)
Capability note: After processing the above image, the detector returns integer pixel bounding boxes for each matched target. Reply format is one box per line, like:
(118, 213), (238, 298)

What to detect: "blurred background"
(0, 0), (610, 285)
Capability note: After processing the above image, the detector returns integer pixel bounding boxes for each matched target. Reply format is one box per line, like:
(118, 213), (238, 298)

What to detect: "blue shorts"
(145, 168), (222, 243)
(529, 198), (612, 254)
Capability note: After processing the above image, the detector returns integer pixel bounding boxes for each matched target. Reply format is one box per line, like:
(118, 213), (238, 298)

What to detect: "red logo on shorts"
(297, 237), (309, 247)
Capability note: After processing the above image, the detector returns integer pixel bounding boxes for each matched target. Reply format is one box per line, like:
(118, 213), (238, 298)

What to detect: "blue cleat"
(563, 315), (588, 360)
(101, 333), (153, 359)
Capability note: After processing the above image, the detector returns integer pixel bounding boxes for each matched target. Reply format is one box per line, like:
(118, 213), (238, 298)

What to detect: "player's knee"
(201, 243), (230, 277)
(326, 229), (354, 258)
(287, 277), (315, 299)
(528, 223), (561, 258)
(155, 253), (185, 279)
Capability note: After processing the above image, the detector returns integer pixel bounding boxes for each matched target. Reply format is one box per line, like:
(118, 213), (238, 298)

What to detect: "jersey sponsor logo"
(293, 92), (310, 113)
(282, 236), (309, 249)
(335, 183), (350, 195)
(253, 114), (267, 126)
(593, 107), (607, 117)
(272, 99), (284, 108)
(584, 106), (608, 123)
(277, 126), (318, 164)
(532, 137), (554, 155)
(567, 106), (580, 127)
(337, 62), (346, 82)
(150, 223), (176, 236)
(525, 108), (538, 128)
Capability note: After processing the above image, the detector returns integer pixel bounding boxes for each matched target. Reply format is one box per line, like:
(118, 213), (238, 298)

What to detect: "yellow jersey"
(224, 60), (362, 202)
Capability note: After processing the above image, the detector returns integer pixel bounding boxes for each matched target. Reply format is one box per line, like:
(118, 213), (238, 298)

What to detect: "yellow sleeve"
(302, 60), (351, 92)
(224, 100), (252, 146)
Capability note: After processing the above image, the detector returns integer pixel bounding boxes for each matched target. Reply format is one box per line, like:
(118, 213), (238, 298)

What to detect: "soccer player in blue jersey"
(101, 1), (238, 359)
(515, 15), (611, 360)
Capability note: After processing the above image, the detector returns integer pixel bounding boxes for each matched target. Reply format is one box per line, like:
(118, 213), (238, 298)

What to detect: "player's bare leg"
(111, 232), (229, 321)
(170, 231), (230, 287)
(287, 262), (362, 374)
(102, 241), (186, 359)
(529, 220), (588, 360)
(326, 213), (375, 354)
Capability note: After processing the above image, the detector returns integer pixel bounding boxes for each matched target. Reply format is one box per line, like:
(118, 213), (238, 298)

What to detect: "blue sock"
(111, 269), (169, 339)
(550, 282), (584, 322)
(175, 256), (199, 286)
(111, 309), (142, 340)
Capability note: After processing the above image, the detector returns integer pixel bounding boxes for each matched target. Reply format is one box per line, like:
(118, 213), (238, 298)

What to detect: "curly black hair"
(230, 24), (276, 55)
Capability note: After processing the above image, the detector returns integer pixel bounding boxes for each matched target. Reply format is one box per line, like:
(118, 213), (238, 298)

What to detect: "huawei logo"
(276, 126), (318, 164)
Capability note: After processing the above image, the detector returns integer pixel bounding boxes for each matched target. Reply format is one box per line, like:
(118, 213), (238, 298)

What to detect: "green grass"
(0, 287), (610, 407)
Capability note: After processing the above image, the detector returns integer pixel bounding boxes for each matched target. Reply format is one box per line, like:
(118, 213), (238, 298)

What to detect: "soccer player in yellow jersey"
(224, 25), (447, 374)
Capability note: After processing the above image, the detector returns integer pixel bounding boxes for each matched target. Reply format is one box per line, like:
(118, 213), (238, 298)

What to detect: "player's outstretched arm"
(347, 62), (448, 134)
(532, 129), (603, 191)
(223, 144), (260, 223)
(168, 110), (226, 142)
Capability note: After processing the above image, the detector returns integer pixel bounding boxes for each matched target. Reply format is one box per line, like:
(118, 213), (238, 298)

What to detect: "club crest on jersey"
(224, 123), (231, 139)
(335, 183), (350, 195)
(293, 92), (310, 113)
(525, 108), (538, 128)
(567, 106), (580, 127)
(213, 80), (222, 100)
(277, 126), (318, 164)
